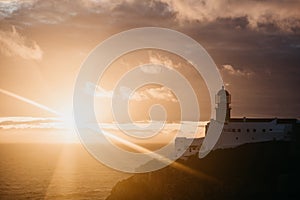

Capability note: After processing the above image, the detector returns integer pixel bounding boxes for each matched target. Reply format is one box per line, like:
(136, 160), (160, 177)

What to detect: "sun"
(54, 103), (75, 129)
(56, 108), (80, 143)
(60, 114), (75, 129)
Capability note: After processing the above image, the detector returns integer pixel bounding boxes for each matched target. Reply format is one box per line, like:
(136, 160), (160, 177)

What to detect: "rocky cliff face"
(107, 140), (300, 200)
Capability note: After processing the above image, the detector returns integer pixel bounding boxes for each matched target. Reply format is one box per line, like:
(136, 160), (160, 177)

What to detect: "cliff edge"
(107, 139), (300, 200)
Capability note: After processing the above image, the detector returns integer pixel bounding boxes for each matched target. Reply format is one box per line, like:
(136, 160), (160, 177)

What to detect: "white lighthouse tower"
(215, 86), (231, 123)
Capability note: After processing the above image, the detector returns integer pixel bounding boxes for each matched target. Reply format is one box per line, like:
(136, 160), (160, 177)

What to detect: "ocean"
(0, 143), (130, 200)
(0, 119), (206, 199)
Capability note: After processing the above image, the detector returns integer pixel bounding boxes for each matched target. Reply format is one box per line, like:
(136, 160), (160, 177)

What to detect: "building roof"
(229, 118), (298, 124)
(217, 87), (230, 96)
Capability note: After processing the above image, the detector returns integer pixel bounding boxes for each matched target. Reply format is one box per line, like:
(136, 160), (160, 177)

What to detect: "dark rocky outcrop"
(107, 139), (300, 200)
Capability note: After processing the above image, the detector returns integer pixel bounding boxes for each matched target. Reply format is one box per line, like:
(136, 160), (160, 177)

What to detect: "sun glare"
(59, 113), (75, 129)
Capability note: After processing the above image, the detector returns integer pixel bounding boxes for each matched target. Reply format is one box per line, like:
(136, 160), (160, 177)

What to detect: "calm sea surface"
(0, 143), (130, 200)
(0, 121), (206, 199)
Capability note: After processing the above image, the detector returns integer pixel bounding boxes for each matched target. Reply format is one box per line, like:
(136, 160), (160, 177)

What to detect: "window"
(237, 129), (241, 132)
(253, 129), (256, 132)
(235, 137), (238, 140)
(262, 129), (266, 132)
(269, 129), (273, 132)
(232, 129), (236, 132)
(246, 129), (250, 132)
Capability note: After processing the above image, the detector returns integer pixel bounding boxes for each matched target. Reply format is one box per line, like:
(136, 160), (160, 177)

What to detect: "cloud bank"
(161, 0), (300, 32)
(1, 0), (300, 33)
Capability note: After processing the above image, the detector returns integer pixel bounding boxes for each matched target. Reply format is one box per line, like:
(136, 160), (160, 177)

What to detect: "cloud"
(0, 116), (62, 129)
(85, 82), (113, 98)
(0, 26), (43, 60)
(139, 52), (184, 74)
(0, 0), (35, 19)
(119, 86), (178, 102)
(149, 52), (182, 69)
(86, 83), (178, 102)
(83, 0), (300, 33)
(1, 0), (299, 32)
(140, 64), (162, 74)
(160, 0), (300, 32)
(221, 64), (253, 77)
(0, 0), (82, 25)
(130, 86), (178, 102)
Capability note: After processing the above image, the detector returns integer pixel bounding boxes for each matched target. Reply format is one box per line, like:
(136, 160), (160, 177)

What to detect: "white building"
(175, 87), (298, 160)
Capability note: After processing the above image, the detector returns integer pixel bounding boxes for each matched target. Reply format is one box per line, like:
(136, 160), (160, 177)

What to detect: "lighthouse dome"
(217, 86), (230, 96)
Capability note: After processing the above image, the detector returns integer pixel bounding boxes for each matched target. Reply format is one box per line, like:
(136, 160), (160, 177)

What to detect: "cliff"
(107, 140), (300, 200)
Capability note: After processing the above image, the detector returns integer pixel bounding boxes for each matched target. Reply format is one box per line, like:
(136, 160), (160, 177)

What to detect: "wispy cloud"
(149, 52), (182, 69)
(129, 86), (178, 102)
(0, 116), (206, 140)
(95, 85), (179, 102)
(221, 64), (253, 77)
(139, 52), (183, 74)
(0, 116), (63, 129)
(140, 64), (163, 74)
(0, 26), (43, 60)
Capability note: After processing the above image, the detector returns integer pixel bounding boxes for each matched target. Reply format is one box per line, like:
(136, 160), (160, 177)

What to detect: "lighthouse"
(215, 86), (231, 123)
(175, 86), (297, 160)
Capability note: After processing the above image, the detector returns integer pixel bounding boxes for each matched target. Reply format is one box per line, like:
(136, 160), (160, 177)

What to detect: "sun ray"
(0, 88), (61, 116)
(0, 88), (217, 183)
(89, 126), (218, 183)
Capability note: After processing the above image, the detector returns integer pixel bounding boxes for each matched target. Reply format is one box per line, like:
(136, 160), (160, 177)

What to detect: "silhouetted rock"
(107, 140), (300, 200)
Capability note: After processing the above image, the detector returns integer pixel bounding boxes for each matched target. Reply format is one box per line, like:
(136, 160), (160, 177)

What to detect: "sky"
(0, 0), (300, 123)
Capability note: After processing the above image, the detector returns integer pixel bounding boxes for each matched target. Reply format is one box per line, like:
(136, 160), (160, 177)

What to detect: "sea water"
(0, 141), (130, 200)
(0, 121), (206, 199)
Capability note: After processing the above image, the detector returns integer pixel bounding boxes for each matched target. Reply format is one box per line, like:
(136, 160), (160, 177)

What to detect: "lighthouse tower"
(215, 86), (231, 123)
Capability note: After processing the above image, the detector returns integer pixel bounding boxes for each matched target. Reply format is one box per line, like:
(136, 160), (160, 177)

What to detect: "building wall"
(175, 119), (294, 159)
(215, 120), (292, 149)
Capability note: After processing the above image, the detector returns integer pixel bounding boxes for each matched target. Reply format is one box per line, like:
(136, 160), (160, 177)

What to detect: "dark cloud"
(1, 0), (300, 33)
